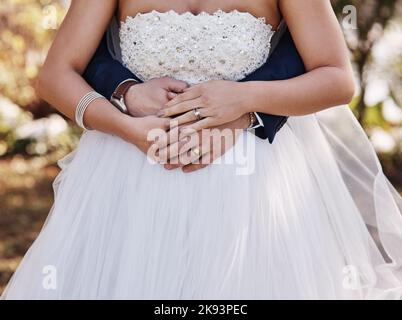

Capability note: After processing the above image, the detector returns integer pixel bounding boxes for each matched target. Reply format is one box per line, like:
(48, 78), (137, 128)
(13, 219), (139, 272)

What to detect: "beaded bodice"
(120, 10), (274, 85)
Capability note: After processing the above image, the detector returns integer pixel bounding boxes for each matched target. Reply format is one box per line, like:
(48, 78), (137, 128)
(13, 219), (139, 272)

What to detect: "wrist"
(125, 83), (155, 117)
(118, 115), (142, 142)
(237, 82), (258, 114)
(83, 99), (131, 136)
(126, 82), (143, 103)
(111, 79), (140, 114)
(244, 81), (274, 114)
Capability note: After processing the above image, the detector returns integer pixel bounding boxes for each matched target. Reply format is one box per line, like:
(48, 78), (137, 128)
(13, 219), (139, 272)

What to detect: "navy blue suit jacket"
(83, 29), (305, 143)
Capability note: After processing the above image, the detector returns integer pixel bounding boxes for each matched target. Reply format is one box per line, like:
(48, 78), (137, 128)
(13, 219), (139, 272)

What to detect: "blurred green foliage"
(0, 0), (401, 160)
(333, 0), (402, 122)
(0, 0), (401, 296)
(0, 0), (66, 108)
(0, 0), (78, 158)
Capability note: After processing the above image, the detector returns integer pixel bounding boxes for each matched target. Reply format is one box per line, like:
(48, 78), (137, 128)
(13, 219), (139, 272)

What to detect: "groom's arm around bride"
(82, 24), (305, 171)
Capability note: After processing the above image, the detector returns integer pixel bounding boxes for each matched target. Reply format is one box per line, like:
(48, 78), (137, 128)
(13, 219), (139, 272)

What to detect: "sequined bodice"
(120, 10), (274, 85)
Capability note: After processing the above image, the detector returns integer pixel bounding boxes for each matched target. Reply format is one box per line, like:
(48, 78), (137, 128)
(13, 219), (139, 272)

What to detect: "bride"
(3, 0), (402, 299)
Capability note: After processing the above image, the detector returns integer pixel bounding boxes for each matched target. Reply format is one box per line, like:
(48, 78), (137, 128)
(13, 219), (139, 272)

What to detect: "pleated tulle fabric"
(3, 10), (402, 300)
(2, 105), (402, 299)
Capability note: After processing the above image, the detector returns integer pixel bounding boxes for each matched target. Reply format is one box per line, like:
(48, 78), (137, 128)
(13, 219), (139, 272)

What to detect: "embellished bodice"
(120, 10), (274, 85)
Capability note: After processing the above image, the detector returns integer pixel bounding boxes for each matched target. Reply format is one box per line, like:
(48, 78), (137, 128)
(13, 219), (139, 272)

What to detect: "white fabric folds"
(2, 107), (402, 299)
(2, 10), (402, 300)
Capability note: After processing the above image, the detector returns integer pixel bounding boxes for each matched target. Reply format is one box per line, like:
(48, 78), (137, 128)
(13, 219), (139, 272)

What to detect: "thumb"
(167, 92), (178, 100)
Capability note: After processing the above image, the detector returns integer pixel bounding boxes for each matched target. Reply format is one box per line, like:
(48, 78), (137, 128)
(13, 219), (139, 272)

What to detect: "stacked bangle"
(75, 91), (105, 130)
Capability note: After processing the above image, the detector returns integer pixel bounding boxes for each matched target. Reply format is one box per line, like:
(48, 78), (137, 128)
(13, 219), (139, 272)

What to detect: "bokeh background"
(0, 0), (401, 293)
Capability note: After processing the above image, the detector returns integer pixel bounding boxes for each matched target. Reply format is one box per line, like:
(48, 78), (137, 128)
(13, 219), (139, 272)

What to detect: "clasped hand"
(158, 80), (249, 133)
(124, 78), (251, 173)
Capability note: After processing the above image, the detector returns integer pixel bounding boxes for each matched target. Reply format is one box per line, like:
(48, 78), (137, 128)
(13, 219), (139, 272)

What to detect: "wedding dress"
(3, 10), (402, 300)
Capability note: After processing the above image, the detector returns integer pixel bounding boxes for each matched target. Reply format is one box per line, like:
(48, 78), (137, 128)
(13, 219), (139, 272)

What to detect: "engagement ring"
(193, 108), (202, 120)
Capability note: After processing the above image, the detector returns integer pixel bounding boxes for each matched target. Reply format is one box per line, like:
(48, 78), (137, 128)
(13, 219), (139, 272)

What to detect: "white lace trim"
(120, 10), (274, 85)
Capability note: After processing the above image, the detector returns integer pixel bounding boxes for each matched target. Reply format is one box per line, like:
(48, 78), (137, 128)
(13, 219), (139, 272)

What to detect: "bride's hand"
(119, 115), (170, 159)
(156, 113), (251, 173)
(158, 80), (251, 133)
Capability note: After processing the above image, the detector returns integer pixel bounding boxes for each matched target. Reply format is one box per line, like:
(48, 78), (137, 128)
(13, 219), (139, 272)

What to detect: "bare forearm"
(243, 67), (355, 116)
(37, 66), (129, 138)
(240, 0), (355, 117)
(34, 0), (131, 137)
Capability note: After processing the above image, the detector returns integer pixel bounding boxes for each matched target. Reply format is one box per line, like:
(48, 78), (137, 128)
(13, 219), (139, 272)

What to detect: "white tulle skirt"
(2, 106), (402, 300)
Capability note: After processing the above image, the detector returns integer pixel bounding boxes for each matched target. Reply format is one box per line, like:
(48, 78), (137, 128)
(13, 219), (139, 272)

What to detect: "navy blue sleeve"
(241, 30), (306, 143)
(84, 31), (305, 143)
(83, 35), (142, 99)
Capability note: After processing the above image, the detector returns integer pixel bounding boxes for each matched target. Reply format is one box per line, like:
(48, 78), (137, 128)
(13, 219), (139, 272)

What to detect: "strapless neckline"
(119, 9), (274, 85)
(121, 9), (274, 30)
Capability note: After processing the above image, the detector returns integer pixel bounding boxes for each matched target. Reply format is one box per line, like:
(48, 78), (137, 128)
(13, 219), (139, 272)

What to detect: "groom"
(83, 25), (305, 171)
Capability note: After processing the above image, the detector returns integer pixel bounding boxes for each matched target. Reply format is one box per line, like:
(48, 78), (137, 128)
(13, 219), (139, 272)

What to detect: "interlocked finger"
(182, 151), (214, 173)
(158, 135), (193, 162)
(180, 147), (203, 166)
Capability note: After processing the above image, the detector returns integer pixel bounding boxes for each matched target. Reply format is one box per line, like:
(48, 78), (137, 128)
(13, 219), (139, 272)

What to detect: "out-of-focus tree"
(0, 0), (76, 158)
(0, 0), (401, 163)
(1, 0), (400, 122)
(332, 0), (402, 122)
(331, 0), (402, 185)
(0, 0), (67, 117)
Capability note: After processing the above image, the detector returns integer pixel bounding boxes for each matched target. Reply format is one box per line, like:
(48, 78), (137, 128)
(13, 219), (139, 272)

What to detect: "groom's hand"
(125, 77), (188, 117)
(157, 114), (251, 173)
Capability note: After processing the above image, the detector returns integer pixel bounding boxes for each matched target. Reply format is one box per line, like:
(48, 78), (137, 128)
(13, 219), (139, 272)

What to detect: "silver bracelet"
(75, 91), (105, 130)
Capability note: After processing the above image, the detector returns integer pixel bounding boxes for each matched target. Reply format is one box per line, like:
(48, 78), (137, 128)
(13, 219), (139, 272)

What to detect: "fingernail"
(157, 110), (165, 117)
